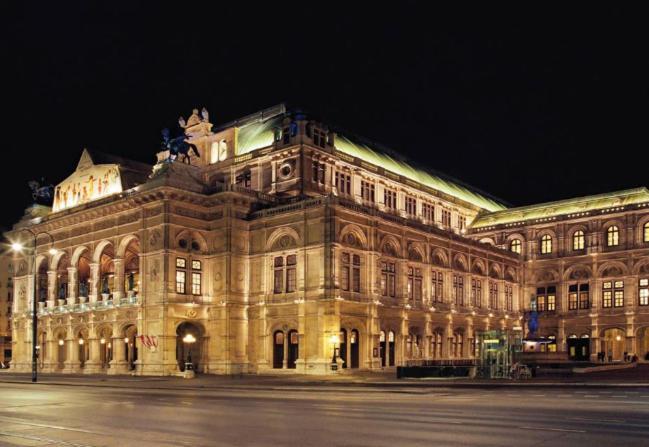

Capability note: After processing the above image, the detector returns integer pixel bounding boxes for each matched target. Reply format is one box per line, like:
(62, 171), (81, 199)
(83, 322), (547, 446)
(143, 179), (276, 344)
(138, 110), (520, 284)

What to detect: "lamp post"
(10, 229), (55, 383)
(330, 334), (340, 371)
(182, 333), (196, 378)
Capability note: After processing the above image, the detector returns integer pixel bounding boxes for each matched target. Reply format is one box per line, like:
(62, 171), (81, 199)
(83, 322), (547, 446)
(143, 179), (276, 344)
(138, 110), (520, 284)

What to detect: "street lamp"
(330, 334), (340, 371)
(10, 229), (55, 383)
(183, 333), (196, 372)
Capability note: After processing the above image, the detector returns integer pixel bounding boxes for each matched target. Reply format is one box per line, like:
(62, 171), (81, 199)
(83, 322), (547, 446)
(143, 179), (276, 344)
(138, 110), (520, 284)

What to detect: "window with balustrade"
(384, 189), (397, 210)
(360, 181), (375, 202)
(405, 196), (417, 216)
(422, 203), (434, 222)
(335, 172), (351, 195)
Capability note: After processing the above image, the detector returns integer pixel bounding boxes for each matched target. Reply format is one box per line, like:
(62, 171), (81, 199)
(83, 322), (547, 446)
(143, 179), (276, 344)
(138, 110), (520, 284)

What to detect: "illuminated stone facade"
(470, 189), (649, 362)
(0, 251), (12, 364)
(20, 103), (649, 375)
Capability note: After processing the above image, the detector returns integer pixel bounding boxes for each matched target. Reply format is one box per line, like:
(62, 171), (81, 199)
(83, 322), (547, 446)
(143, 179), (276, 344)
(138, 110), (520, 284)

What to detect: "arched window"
(540, 235), (552, 254)
(510, 239), (522, 254)
(606, 226), (619, 247)
(644, 222), (649, 243)
(573, 230), (585, 251)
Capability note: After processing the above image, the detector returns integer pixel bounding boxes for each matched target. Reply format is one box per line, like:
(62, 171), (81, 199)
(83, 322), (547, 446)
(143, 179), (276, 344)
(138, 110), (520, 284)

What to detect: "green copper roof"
(334, 134), (506, 212)
(236, 115), (282, 155)
(231, 104), (506, 212)
(471, 187), (649, 229)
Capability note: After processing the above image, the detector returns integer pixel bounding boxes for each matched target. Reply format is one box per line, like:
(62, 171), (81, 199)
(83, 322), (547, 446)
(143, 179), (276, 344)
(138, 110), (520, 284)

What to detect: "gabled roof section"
(471, 187), (649, 229)
(52, 149), (152, 213)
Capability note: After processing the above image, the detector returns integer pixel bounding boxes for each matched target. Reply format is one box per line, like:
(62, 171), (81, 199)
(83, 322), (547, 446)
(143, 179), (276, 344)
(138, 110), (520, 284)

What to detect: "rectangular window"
(335, 172), (351, 195)
(191, 273), (201, 295)
(176, 271), (186, 294)
(407, 267), (422, 302)
(471, 279), (482, 308)
(352, 254), (361, 293)
(405, 196), (417, 216)
(176, 258), (187, 294)
(640, 278), (649, 306)
(602, 281), (624, 308)
(442, 209), (451, 228)
(536, 286), (556, 312)
(273, 257), (284, 294)
(384, 189), (397, 210)
(381, 262), (396, 297)
(431, 270), (444, 303)
(459, 216), (467, 231)
(505, 284), (513, 312)
(192, 260), (201, 270)
(341, 253), (350, 291)
(312, 161), (325, 184)
(453, 274), (464, 306)
(489, 282), (498, 309)
(603, 281), (612, 308)
(568, 284), (578, 310)
(236, 171), (251, 188)
(422, 203), (435, 222)
(286, 255), (297, 293)
(361, 181), (375, 202)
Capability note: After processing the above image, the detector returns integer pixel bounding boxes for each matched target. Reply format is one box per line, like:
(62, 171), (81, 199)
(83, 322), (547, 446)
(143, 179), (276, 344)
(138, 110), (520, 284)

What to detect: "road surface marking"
(518, 426), (586, 433)
(569, 417), (625, 423)
(0, 430), (96, 447)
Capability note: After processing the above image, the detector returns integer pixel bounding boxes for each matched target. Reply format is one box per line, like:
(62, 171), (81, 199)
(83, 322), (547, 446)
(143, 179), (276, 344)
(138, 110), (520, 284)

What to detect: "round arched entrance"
(176, 322), (205, 373)
(601, 328), (625, 362)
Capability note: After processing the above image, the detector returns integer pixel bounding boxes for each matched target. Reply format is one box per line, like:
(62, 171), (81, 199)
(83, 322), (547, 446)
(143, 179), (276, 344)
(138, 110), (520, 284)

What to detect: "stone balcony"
(34, 295), (140, 316)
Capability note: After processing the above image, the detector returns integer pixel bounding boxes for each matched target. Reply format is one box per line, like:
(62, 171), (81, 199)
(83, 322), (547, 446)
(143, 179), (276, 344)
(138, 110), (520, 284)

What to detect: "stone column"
(89, 263), (100, 303)
(47, 270), (57, 301)
(63, 338), (80, 373)
(113, 259), (124, 301)
(84, 337), (102, 373)
(108, 336), (128, 375)
(67, 267), (78, 302)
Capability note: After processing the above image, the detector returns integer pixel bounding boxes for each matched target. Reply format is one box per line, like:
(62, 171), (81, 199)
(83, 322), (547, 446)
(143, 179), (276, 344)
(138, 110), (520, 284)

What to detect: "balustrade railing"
(36, 295), (140, 315)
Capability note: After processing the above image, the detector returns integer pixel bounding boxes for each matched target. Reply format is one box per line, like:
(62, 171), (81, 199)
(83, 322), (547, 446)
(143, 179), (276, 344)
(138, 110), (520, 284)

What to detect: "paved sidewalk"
(1, 365), (648, 390)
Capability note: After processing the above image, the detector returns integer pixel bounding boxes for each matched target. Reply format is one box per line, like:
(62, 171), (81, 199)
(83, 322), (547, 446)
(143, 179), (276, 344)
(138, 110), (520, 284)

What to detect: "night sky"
(3, 3), (648, 228)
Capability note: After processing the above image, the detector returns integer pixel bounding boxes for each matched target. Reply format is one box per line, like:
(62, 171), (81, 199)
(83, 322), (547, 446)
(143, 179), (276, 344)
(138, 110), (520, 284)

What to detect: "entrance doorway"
(176, 322), (203, 372)
(287, 330), (299, 369)
(567, 335), (590, 361)
(339, 329), (347, 368)
(350, 329), (359, 368)
(601, 328), (625, 362)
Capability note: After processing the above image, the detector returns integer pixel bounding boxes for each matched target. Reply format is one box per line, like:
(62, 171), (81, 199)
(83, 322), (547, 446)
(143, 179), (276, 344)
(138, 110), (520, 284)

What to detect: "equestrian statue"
(161, 128), (200, 165)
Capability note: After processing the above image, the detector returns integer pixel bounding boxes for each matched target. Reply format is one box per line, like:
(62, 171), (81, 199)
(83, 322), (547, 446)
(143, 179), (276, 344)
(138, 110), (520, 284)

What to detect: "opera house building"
(6, 104), (649, 375)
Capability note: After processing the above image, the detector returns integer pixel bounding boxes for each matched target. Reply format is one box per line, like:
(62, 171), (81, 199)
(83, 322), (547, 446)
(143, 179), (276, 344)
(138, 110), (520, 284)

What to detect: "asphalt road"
(0, 381), (648, 446)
